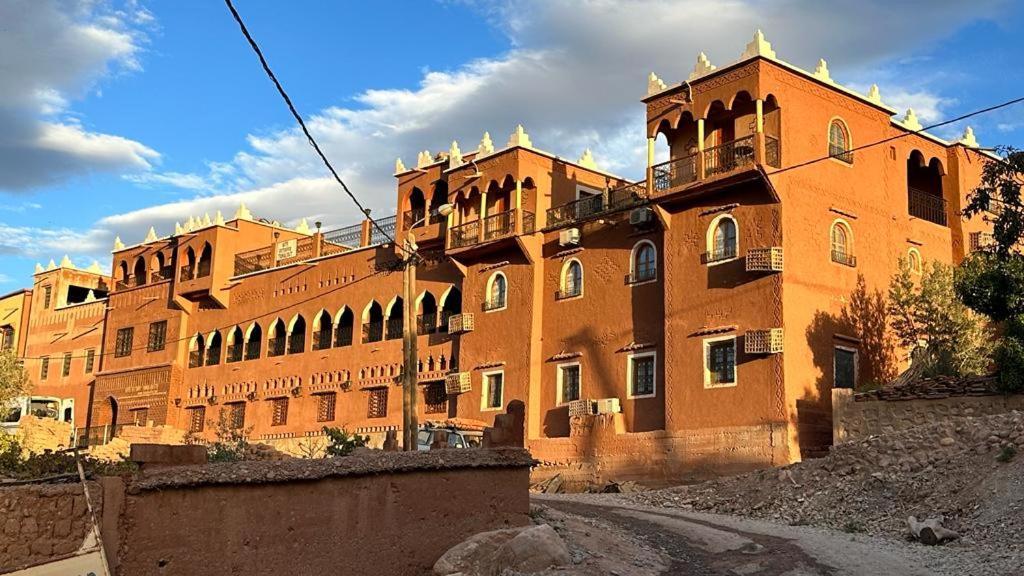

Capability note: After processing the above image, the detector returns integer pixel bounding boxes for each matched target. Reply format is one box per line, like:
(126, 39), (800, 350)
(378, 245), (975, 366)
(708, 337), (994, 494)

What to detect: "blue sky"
(1, 0), (1022, 290)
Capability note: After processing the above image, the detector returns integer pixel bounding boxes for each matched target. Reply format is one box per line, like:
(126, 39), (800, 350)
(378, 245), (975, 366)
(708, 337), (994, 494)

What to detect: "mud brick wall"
(833, 388), (1024, 444)
(0, 482), (101, 573)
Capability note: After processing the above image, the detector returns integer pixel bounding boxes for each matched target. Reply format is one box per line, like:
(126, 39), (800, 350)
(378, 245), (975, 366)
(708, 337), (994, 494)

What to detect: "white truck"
(1, 395), (74, 435)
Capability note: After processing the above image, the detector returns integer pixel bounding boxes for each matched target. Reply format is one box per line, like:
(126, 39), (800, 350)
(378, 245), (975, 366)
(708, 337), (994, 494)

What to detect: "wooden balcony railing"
(704, 135), (755, 177)
(908, 188), (948, 226)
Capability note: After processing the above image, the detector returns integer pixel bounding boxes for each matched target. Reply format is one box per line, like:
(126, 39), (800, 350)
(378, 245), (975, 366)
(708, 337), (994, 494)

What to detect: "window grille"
(316, 393), (336, 422)
(424, 382), (447, 414)
(115, 327), (134, 358)
(630, 356), (655, 396)
(148, 321), (167, 352)
(368, 388), (388, 419)
(188, 406), (206, 433)
(271, 398), (289, 426)
(62, 352), (72, 377)
(84, 349), (95, 374)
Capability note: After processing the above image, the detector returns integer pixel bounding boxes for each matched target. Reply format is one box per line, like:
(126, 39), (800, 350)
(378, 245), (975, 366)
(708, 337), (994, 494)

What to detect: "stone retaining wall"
(832, 388), (1024, 444)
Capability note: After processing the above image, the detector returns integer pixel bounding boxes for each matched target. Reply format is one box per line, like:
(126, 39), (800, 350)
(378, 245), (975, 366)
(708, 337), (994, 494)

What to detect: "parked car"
(416, 425), (483, 450)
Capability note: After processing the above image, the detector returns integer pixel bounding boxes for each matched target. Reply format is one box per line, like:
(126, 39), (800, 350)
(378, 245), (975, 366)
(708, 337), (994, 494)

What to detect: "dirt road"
(536, 494), (985, 576)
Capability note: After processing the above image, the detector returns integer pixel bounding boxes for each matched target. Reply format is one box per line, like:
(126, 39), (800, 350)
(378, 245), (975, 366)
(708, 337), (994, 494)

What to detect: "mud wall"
(0, 482), (101, 573)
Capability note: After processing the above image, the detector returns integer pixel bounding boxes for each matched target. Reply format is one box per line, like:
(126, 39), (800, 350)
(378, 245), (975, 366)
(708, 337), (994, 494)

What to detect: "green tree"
(889, 259), (991, 377)
(322, 427), (368, 457)
(955, 146), (1024, 391)
(0, 348), (29, 418)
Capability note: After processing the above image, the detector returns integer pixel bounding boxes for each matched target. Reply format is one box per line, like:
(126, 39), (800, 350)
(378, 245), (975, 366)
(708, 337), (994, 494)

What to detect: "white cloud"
(0, 223), (110, 262)
(0, 0), (158, 192)
(36, 0), (1007, 256)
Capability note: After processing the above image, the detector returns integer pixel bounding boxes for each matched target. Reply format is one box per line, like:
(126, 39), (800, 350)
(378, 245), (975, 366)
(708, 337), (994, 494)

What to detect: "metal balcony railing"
(482, 295), (506, 311)
(547, 194), (604, 228)
(234, 246), (273, 276)
(179, 265), (195, 282)
(151, 267), (173, 283)
(482, 209), (515, 242)
(369, 215), (397, 246)
(322, 223), (363, 254)
(449, 220), (480, 249)
(765, 135), (781, 168)
(404, 208), (426, 230)
(652, 154), (697, 192)
(244, 340), (261, 360)
(226, 343), (243, 363)
(438, 310), (455, 333)
(625, 267), (657, 284)
(362, 321), (384, 343)
(448, 209), (534, 249)
(288, 332), (305, 354)
(831, 250), (857, 267)
(268, 337), (286, 357)
(416, 313), (438, 335)
(385, 317), (403, 340)
(704, 135), (755, 177)
(555, 285), (582, 300)
(908, 187), (948, 226)
(703, 243), (738, 264)
(334, 325), (354, 347)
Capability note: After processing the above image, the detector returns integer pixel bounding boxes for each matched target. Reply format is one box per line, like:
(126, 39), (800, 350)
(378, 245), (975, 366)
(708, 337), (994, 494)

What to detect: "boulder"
(434, 524), (570, 576)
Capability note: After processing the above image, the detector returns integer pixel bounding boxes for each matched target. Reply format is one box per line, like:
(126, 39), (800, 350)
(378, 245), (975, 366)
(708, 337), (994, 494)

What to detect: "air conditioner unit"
(629, 207), (655, 226)
(445, 372), (472, 394)
(448, 313), (475, 334)
(559, 228), (581, 247)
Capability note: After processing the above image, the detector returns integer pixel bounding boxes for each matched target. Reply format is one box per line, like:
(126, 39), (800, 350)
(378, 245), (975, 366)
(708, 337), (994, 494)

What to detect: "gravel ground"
(537, 493), (1008, 575)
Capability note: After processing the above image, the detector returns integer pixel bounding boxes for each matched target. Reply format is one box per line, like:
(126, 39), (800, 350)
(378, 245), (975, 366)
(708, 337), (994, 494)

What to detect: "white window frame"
(827, 117), (854, 166)
(629, 240), (658, 286)
(907, 247), (922, 275)
(626, 351), (657, 399)
(484, 272), (508, 313)
(559, 258), (584, 301)
(705, 214), (739, 266)
(481, 369), (505, 412)
(833, 345), (859, 390)
(830, 218), (854, 262)
(703, 335), (738, 389)
(556, 361), (582, 405)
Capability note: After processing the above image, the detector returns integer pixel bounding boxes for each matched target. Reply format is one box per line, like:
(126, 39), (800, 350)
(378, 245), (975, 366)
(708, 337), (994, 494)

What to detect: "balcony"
(653, 155), (697, 192)
(546, 181), (650, 230)
(702, 244), (738, 265)
(651, 134), (780, 198)
(362, 321), (384, 343)
(150, 267), (174, 283)
(705, 135), (755, 177)
(555, 285), (582, 300)
(831, 250), (857, 267)
(908, 187), (948, 226)
(447, 209), (535, 250)
(625, 268), (657, 285)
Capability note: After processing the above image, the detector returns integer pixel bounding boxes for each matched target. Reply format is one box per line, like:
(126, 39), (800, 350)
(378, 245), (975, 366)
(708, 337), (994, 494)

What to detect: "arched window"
(707, 215), (738, 264)
(485, 272), (507, 311)
(362, 301), (384, 343)
(287, 315), (306, 354)
(907, 248), (922, 274)
(630, 241), (657, 284)
(907, 151), (947, 226)
(439, 287), (462, 332)
(118, 261), (129, 285)
(558, 260), (583, 299)
(182, 247), (196, 281)
(151, 252), (167, 282)
(830, 221), (855, 267)
(197, 243), (213, 278)
(334, 307), (354, 347)
(429, 181), (448, 224)
(385, 297), (404, 340)
(313, 310), (333, 350)
(188, 334), (205, 368)
(205, 331), (222, 366)
(244, 322), (262, 360)
(828, 119), (852, 164)
(405, 187), (426, 230)
(132, 256), (147, 287)
(268, 318), (286, 357)
(418, 291), (438, 334)
(226, 326), (244, 362)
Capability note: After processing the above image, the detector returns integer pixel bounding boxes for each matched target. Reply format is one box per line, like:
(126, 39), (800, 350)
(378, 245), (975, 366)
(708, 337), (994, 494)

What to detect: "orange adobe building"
(15, 32), (994, 480)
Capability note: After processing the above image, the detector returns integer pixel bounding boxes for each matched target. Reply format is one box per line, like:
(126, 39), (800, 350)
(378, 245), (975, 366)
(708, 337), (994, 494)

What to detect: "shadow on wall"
(801, 275), (898, 455)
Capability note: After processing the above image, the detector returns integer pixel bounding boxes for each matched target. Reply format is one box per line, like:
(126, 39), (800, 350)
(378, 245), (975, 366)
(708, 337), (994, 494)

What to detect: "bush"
(323, 427), (368, 457)
(205, 419), (254, 463)
(994, 335), (1024, 393)
(0, 435), (136, 480)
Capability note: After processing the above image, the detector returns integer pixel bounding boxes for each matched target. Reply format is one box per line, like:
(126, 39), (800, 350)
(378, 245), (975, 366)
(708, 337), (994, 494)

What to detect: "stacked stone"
(0, 483), (99, 572)
(856, 376), (998, 402)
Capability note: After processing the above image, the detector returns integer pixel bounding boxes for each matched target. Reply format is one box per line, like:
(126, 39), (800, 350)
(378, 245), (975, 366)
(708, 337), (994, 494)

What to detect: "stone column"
(696, 118), (706, 180)
(754, 98), (766, 165)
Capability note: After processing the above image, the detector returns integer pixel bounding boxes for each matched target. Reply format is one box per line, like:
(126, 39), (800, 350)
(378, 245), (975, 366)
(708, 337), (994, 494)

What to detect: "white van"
(1, 396), (74, 435)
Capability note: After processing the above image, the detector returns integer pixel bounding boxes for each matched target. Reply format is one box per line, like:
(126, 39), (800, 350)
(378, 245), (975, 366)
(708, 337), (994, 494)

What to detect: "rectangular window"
(316, 393), (337, 422)
(188, 406), (206, 433)
(43, 285), (52, 309)
(628, 352), (656, 398)
(40, 356), (49, 380)
(114, 327), (134, 358)
(225, 402), (246, 430)
(424, 382), (447, 414)
(0, 326), (14, 351)
(84, 349), (95, 374)
(834, 346), (858, 389)
(61, 352), (72, 377)
(271, 397), (288, 426)
(704, 337), (737, 388)
(368, 388), (388, 419)
(147, 321), (167, 352)
(557, 363), (581, 404)
(131, 408), (149, 427)
(482, 371), (504, 411)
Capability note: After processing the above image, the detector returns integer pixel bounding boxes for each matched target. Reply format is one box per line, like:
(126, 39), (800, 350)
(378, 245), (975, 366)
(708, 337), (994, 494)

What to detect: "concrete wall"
(832, 388), (1024, 444)
(0, 482), (101, 573)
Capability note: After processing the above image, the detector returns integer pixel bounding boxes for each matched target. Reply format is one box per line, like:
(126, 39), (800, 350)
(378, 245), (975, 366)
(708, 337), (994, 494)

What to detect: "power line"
(222, 0), (404, 252)
(768, 96), (1024, 176)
